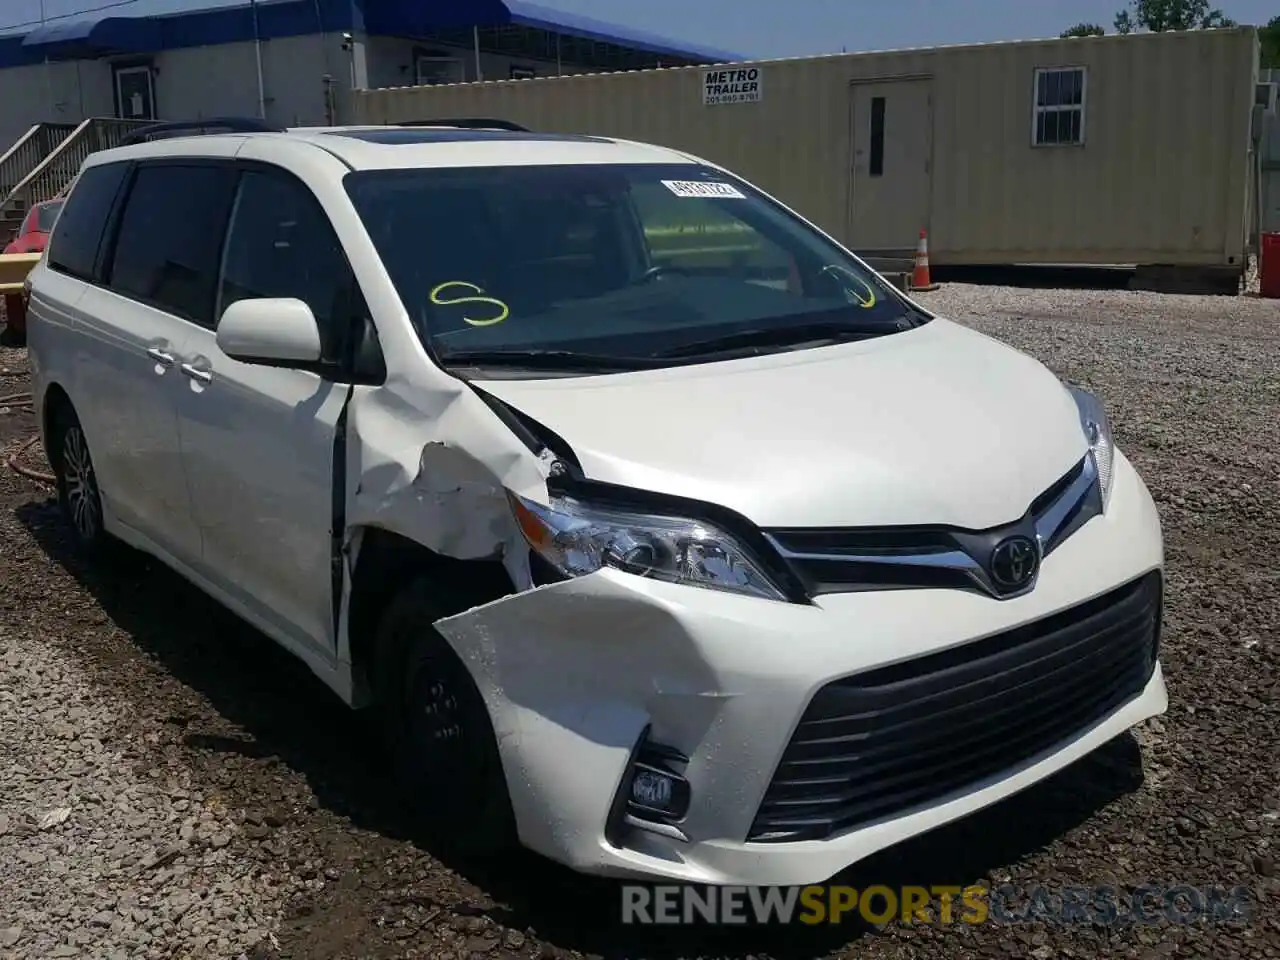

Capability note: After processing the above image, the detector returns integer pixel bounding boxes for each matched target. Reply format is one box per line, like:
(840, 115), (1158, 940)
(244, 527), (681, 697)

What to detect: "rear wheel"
(49, 404), (108, 555)
(372, 577), (516, 854)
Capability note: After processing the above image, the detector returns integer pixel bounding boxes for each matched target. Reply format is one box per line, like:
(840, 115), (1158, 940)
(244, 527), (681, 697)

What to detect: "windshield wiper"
(437, 348), (662, 371)
(649, 320), (895, 360)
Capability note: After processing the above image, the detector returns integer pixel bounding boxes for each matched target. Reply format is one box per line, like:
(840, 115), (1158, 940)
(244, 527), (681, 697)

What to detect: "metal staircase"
(1, 118), (153, 242)
(0, 122), (76, 236)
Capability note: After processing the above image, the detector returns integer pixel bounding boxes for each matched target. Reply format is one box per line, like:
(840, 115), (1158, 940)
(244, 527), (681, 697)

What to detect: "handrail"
(0, 122), (77, 198)
(0, 125), (41, 167)
(1, 118), (153, 217)
(0, 125), (46, 184)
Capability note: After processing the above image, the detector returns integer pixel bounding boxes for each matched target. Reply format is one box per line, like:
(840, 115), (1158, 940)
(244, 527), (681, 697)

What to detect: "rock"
(139, 845), (182, 871)
(38, 806), (73, 830)
(168, 892), (195, 922)
(0, 928), (22, 948)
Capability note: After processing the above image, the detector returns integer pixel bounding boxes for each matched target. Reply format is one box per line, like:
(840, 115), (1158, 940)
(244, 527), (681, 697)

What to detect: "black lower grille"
(747, 572), (1162, 843)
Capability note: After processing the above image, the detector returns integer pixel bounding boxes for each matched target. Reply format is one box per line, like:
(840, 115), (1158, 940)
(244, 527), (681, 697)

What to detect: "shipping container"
(353, 27), (1260, 276)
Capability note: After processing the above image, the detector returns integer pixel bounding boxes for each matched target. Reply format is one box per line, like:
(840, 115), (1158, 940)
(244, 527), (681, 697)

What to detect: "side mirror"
(216, 298), (322, 367)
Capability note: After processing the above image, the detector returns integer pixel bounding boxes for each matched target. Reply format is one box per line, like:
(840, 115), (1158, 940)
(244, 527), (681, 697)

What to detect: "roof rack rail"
(395, 118), (530, 132)
(119, 117), (285, 147)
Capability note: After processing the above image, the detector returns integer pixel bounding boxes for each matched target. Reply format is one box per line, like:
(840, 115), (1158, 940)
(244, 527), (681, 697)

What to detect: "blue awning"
(21, 19), (92, 46)
(504, 1), (739, 63)
(22, 15), (161, 51)
(12, 0), (320, 58)
(360, 1), (741, 61)
(359, 0), (511, 35)
(6, 0), (743, 65)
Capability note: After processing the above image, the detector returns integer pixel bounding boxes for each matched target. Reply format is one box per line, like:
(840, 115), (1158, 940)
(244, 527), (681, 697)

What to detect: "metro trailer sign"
(703, 67), (762, 105)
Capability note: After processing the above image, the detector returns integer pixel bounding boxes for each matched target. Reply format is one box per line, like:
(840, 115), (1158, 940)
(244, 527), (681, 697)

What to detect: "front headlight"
(508, 492), (789, 601)
(1068, 385), (1115, 509)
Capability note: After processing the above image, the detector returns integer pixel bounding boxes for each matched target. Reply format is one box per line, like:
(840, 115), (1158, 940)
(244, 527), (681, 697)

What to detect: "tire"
(372, 576), (516, 855)
(48, 403), (109, 556)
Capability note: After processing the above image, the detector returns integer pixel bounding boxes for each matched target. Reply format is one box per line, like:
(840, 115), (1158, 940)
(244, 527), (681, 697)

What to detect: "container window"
(1032, 66), (1086, 146)
(869, 96), (886, 177)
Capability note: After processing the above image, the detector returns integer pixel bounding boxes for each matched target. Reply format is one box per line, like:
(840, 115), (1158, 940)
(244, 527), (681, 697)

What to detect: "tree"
(1061, 22), (1107, 37)
(1261, 15), (1280, 68)
(1112, 0), (1237, 34)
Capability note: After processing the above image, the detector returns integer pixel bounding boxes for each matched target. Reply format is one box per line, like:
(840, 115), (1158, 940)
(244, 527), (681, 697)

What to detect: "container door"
(848, 79), (933, 257)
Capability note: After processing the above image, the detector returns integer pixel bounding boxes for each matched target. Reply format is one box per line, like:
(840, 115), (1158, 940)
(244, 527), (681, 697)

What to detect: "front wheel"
(49, 404), (109, 555)
(372, 577), (516, 855)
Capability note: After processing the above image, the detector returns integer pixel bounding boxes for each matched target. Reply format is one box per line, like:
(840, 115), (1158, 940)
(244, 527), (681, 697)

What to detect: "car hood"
(472, 318), (1090, 529)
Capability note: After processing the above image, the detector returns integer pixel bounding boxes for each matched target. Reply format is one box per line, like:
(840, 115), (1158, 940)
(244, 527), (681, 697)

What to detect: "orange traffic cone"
(911, 228), (939, 291)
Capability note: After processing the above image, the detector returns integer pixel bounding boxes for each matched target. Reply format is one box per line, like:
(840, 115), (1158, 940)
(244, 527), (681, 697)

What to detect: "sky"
(1, 0), (1276, 58)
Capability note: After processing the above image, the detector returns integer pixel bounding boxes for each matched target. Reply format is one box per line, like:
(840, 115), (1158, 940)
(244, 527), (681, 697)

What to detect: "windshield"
(344, 163), (927, 372)
(34, 201), (63, 233)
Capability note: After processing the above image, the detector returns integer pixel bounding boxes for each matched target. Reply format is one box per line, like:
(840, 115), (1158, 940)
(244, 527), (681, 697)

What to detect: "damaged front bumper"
(433, 453), (1167, 887)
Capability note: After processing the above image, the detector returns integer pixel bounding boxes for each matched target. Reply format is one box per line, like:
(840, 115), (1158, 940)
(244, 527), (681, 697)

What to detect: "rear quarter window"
(46, 162), (130, 282)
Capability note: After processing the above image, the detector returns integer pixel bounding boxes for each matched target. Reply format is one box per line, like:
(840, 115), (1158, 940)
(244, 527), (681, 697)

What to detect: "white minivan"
(26, 119), (1167, 887)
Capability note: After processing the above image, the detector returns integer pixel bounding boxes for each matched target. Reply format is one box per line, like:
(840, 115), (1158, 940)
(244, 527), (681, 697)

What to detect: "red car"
(4, 198), (64, 254)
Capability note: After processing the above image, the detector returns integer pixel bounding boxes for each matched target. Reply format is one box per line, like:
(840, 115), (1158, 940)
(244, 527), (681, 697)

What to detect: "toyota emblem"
(990, 536), (1040, 590)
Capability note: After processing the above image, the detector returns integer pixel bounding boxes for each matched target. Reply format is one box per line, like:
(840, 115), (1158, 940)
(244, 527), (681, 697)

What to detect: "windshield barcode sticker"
(660, 180), (746, 199)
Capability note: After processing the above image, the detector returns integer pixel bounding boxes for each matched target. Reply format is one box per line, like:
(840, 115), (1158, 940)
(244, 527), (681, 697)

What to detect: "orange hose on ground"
(1, 393), (54, 484)
(6, 434), (54, 485)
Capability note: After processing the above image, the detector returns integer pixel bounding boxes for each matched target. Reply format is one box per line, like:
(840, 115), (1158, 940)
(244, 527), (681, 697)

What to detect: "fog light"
(631, 769), (673, 807)
(605, 727), (693, 848)
(627, 760), (691, 820)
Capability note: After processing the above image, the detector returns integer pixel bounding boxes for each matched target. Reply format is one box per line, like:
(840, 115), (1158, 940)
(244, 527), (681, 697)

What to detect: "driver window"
(628, 181), (794, 289)
(217, 169), (360, 363)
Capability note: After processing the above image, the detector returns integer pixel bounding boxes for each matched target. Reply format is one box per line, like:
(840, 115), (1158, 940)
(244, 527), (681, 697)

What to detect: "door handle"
(146, 347), (175, 365)
(180, 363), (213, 384)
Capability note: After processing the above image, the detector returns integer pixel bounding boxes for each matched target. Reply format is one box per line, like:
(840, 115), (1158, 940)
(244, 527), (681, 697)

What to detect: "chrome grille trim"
(1035, 451), (1099, 549)
(763, 453), (1101, 599)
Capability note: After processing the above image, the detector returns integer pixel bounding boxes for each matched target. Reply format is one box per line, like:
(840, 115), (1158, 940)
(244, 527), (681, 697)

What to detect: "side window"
(1033, 66), (1086, 146)
(46, 162), (130, 282)
(217, 169), (358, 363)
(106, 163), (237, 326)
(628, 182), (792, 280)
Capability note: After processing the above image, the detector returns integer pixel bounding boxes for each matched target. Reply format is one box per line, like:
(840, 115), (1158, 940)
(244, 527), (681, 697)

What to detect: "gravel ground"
(1, 283), (1278, 960)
